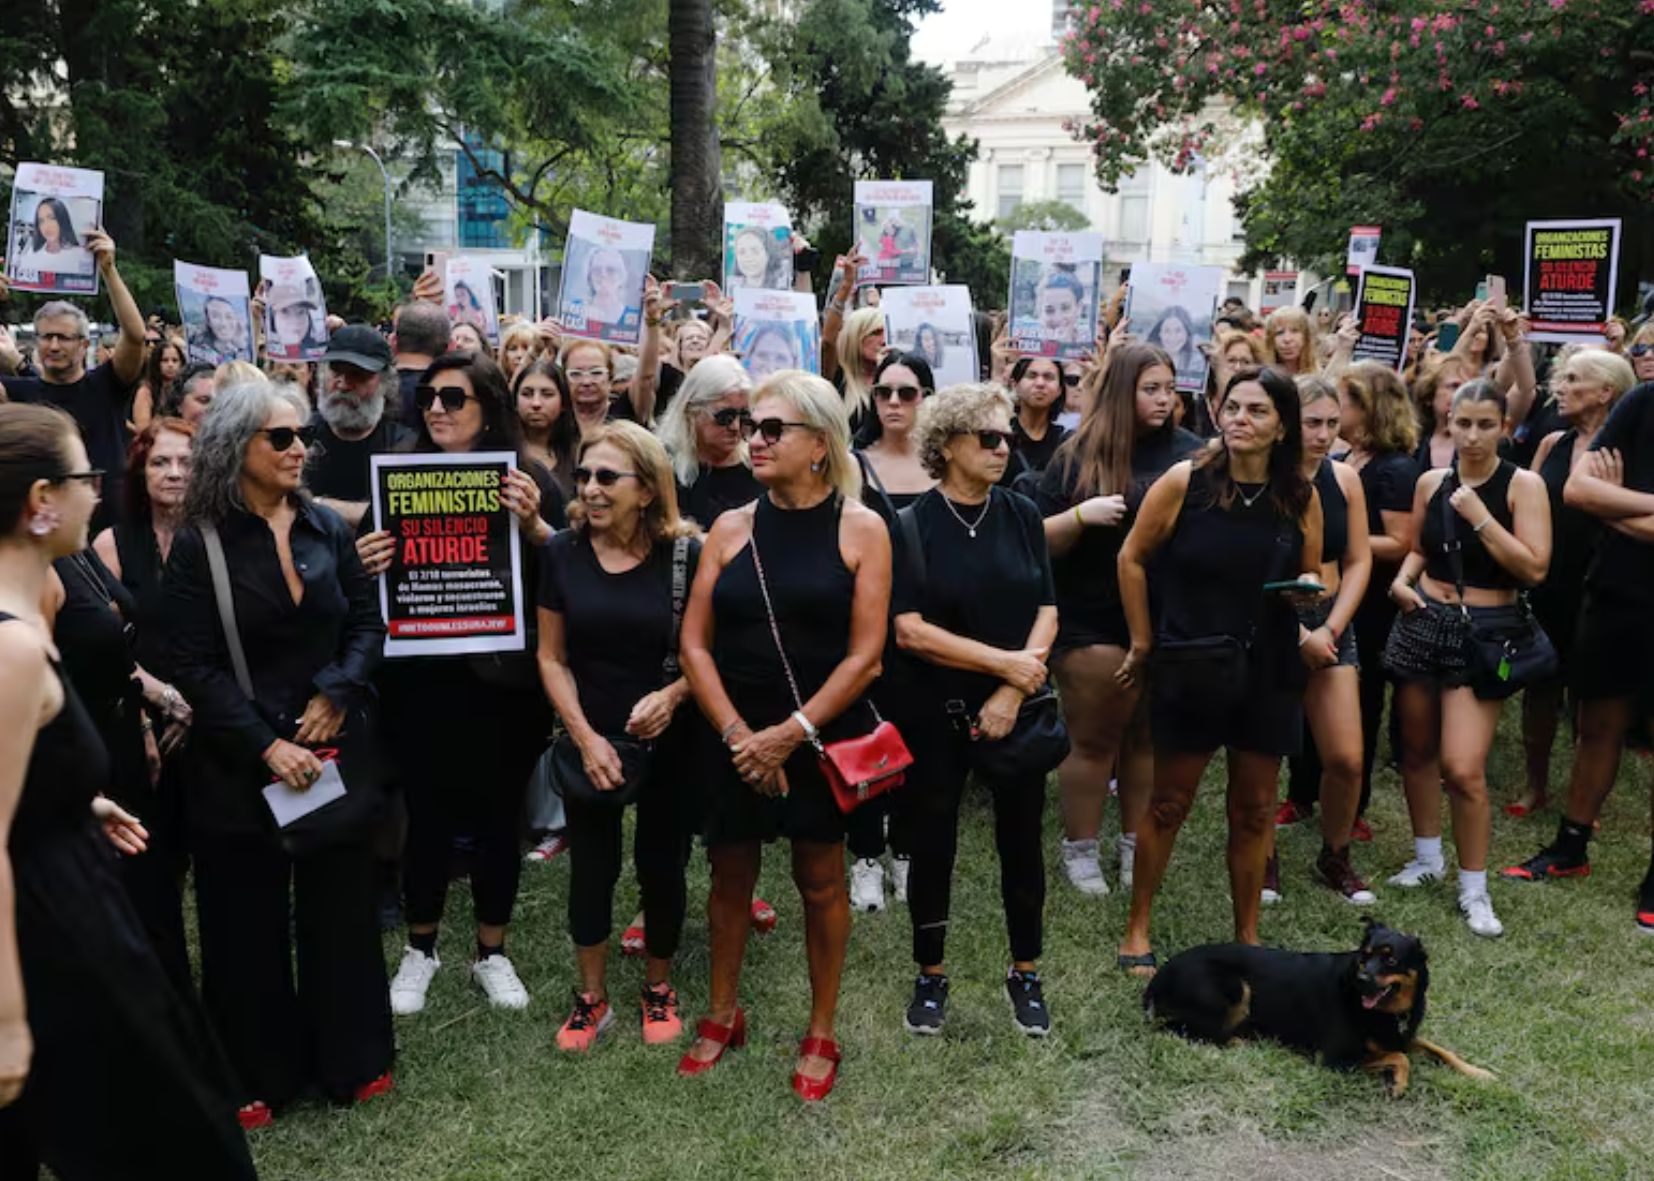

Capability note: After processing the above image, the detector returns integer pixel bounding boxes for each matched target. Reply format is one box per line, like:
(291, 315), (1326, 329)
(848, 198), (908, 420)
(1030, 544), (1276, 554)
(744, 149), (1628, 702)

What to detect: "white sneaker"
(472, 953), (531, 1009)
(389, 946), (440, 1016)
(524, 829), (568, 863)
(1117, 834), (1135, 892)
(1460, 892), (1504, 938)
(1061, 838), (1110, 897)
(1386, 859), (1446, 888)
(890, 856), (911, 905)
(850, 858), (886, 913)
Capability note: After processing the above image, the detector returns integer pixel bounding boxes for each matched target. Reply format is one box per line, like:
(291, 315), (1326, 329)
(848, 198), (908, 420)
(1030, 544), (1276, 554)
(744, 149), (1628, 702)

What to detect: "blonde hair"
(1343, 360), (1421, 454)
(213, 360), (266, 392)
(1263, 307), (1318, 376)
(1295, 373), (1339, 407)
(913, 383), (1014, 479)
(1631, 321), (1654, 350)
(565, 420), (696, 541)
(837, 307), (886, 420)
(1563, 347), (1636, 402)
(1217, 328), (1266, 365)
(499, 322), (540, 367)
(656, 354), (753, 485)
(752, 370), (861, 500)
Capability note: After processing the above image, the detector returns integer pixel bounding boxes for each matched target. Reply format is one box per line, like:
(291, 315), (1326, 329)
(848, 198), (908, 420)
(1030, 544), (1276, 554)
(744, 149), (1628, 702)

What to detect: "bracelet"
(645, 317), (663, 328)
(719, 719), (745, 742)
(1073, 505), (1085, 527)
(790, 709), (819, 742)
(826, 299), (847, 318)
(1472, 516), (1493, 533)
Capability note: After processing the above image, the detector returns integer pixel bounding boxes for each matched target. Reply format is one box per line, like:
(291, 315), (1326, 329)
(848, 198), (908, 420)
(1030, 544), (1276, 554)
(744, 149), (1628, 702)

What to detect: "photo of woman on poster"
(186, 294), (250, 365)
(740, 321), (801, 382)
(267, 281), (326, 354)
(914, 321), (945, 371)
(448, 280), (490, 333)
(1147, 304), (1198, 374)
(728, 226), (788, 290)
(13, 195), (94, 278)
(1038, 269), (1089, 346)
(577, 247), (637, 326)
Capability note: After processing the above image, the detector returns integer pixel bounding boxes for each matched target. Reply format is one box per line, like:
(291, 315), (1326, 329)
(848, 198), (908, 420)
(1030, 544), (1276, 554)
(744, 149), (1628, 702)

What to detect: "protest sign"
(5, 163), (104, 296)
(1125, 262), (1225, 394)
(1351, 265), (1416, 372)
(724, 202), (793, 292)
(733, 289), (820, 383)
(1523, 218), (1622, 344)
(1007, 231), (1105, 361)
(371, 451), (525, 658)
(259, 254), (329, 362)
(854, 181), (933, 285)
(558, 210), (656, 345)
(881, 285), (977, 389)
(174, 261), (253, 366)
(1346, 225), (1382, 276)
(1259, 270), (1299, 317)
(444, 256), (500, 345)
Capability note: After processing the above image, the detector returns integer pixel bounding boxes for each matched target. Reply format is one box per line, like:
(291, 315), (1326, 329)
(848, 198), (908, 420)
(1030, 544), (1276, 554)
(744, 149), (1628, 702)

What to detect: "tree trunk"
(668, 0), (721, 280)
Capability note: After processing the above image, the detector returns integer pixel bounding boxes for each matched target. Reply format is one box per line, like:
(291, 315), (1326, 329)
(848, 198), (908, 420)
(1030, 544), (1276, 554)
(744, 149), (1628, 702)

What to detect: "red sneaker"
(1351, 818), (1373, 843)
(237, 1101), (273, 1131)
(1274, 801), (1313, 829)
(640, 982), (684, 1045)
(354, 1071), (394, 1105)
(556, 991), (614, 1053)
(750, 898), (778, 934)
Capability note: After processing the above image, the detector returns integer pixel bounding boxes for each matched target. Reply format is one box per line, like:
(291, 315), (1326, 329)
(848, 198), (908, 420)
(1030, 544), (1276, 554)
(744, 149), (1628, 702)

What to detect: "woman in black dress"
(678, 370), (891, 1101)
(0, 403), (256, 1180)
(656, 353), (761, 531)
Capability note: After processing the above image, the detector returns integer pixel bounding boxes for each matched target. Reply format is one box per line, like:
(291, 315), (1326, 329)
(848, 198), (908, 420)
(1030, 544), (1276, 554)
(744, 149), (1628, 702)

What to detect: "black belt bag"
(1152, 635), (1251, 713)
(959, 688), (1070, 781)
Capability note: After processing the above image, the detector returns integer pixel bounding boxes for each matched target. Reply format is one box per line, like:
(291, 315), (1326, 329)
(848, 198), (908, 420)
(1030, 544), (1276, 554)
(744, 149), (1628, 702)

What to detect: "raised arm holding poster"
(854, 181), (933, 286)
(557, 210), (656, 346)
(1523, 218), (1622, 344)
(1351, 265), (1416, 372)
(724, 202), (793, 292)
(733, 289), (820, 383)
(6, 163), (104, 296)
(1124, 262), (1224, 394)
(259, 254), (329, 362)
(1008, 231), (1104, 361)
(444, 255), (500, 345)
(370, 451), (525, 657)
(174, 261), (253, 366)
(1346, 225), (1382, 276)
(881, 285), (977, 388)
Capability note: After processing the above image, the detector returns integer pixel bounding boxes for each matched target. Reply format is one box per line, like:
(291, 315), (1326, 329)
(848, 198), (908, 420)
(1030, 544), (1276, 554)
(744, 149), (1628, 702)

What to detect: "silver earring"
(810, 460), (823, 473)
(28, 508), (60, 537)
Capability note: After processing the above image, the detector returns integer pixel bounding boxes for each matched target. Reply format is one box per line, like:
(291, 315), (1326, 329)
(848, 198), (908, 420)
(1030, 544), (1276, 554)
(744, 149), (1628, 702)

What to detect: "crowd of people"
(0, 224), (1650, 1178)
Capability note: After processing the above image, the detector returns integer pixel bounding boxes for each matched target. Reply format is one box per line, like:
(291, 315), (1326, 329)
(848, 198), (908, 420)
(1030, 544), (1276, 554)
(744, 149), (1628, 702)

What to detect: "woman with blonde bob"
(1264, 306), (1319, 377)
(499, 322), (541, 382)
(677, 370), (889, 1100)
(834, 306), (888, 437)
(537, 422), (703, 1052)
(656, 353), (762, 529)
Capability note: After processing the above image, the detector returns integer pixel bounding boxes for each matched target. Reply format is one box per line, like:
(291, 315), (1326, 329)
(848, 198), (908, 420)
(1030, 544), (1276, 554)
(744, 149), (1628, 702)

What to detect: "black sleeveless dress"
(704, 494), (866, 845)
(1531, 432), (1599, 663)
(0, 615), (255, 1181)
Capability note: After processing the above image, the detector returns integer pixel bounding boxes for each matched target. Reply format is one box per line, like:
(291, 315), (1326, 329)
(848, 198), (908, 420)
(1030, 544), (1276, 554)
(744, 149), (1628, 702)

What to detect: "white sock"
(1415, 836), (1444, 867)
(1118, 832), (1137, 865)
(1458, 869), (1487, 900)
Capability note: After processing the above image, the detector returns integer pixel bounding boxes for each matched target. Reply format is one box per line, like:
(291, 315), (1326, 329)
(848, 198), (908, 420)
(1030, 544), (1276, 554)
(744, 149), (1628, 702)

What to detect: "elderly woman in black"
(893, 384), (1060, 1037)
(677, 370), (891, 1101)
(1114, 367), (1324, 975)
(162, 379), (393, 1127)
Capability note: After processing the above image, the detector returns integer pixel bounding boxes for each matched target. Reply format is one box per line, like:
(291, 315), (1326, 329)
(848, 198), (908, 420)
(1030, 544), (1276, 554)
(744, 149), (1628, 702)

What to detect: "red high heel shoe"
(354, 1071), (394, 1104)
(237, 1101), (273, 1131)
(676, 1008), (747, 1076)
(791, 1035), (841, 1102)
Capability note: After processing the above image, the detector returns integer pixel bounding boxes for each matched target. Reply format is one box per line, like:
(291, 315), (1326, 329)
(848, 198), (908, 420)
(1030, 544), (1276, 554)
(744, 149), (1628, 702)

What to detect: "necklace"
(1235, 481), (1267, 509)
(941, 491), (992, 538)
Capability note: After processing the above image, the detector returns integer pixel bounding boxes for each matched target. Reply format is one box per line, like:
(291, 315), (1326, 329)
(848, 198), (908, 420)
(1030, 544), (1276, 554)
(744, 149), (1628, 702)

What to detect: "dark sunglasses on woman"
(1632, 344), (1654, 358)
(1061, 372), (1081, 388)
(257, 426), (318, 452)
(710, 407), (755, 430)
(872, 383), (927, 403)
(573, 466), (638, 488)
(415, 385), (477, 413)
(739, 417), (813, 444)
(971, 429), (1010, 451)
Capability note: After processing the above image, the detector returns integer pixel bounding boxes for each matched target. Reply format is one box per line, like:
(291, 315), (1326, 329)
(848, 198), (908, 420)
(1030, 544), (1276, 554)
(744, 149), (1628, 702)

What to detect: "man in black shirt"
(307, 325), (415, 527)
(1, 229), (146, 530)
(389, 296), (450, 427)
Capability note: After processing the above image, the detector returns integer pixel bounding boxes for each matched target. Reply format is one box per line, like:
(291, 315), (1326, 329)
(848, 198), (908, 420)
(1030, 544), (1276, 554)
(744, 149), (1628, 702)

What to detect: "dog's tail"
(1412, 1036), (1496, 1081)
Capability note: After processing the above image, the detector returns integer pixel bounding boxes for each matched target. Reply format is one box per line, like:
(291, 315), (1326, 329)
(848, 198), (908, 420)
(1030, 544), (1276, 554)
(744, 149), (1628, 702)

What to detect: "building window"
(1056, 163), (1087, 212)
(996, 164), (1024, 220)
(457, 132), (512, 250)
(1117, 168), (1149, 244)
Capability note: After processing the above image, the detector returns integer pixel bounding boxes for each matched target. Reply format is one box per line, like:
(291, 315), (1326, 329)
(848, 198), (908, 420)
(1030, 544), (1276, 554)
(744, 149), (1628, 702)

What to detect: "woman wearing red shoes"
(678, 370), (892, 1100)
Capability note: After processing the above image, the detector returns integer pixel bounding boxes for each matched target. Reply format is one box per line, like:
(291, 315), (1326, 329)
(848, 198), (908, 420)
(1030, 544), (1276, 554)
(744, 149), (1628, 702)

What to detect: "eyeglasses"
(872, 383), (927, 403)
(710, 407), (754, 430)
(257, 426), (317, 452)
(37, 332), (85, 345)
(51, 469), (104, 494)
(1061, 373), (1082, 388)
(565, 367), (608, 381)
(1632, 344), (1654, 358)
(574, 466), (638, 488)
(965, 429), (1011, 452)
(739, 417), (814, 444)
(415, 385), (477, 413)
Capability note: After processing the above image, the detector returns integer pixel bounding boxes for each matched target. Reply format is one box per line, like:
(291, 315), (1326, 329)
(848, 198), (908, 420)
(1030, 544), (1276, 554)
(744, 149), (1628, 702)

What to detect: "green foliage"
(996, 199), (1091, 234)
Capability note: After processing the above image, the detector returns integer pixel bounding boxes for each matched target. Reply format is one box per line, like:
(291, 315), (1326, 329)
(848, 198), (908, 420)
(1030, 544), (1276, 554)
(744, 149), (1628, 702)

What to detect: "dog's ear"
(1358, 915), (1379, 942)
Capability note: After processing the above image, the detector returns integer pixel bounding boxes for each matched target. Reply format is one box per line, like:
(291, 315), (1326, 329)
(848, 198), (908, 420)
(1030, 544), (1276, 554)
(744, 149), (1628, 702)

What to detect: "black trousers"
(907, 713), (1047, 968)
(193, 830), (393, 1107)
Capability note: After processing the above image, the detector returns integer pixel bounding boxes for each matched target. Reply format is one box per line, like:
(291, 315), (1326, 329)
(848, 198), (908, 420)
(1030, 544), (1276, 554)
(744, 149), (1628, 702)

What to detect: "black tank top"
(1314, 459), (1348, 565)
(1420, 460), (1520, 590)
(111, 519), (170, 672)
(1, 614), (109, 854)
(1536, 431), (1600, 602)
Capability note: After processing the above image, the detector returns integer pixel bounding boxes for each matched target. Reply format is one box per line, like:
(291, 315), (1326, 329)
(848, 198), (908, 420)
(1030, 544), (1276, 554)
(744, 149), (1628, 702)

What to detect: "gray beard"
(319, 387), (385, 435)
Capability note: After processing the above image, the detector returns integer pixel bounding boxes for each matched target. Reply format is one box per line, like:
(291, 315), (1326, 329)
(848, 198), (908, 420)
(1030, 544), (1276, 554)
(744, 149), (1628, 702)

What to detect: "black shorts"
(1150, 678), (1303, 758)
(1296, 600), (1359, 669)
(1571, 590), (1654, 704)
(1382, 592), (1526, 688)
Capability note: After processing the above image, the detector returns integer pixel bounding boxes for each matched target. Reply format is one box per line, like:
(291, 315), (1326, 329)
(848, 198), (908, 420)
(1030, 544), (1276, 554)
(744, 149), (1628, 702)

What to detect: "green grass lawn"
(248, 718), (1654, 1181)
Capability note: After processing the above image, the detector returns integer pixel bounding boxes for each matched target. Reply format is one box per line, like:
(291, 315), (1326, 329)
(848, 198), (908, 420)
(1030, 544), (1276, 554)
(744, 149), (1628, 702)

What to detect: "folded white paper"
(262, 759), (346, 827)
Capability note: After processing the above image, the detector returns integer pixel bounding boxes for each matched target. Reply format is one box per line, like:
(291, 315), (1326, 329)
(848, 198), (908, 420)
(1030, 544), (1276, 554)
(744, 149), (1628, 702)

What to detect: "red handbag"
(748, 524), (913, 813)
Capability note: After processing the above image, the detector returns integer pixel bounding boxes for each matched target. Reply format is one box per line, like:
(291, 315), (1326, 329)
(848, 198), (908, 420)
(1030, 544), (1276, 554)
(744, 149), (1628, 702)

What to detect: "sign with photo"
(557, 210), (656, 346)
(723, 202), (793, 292)
(174, 260), (254, 366)
(5, 163), (104, 296)
(1259, 270), (1299, 317)
(444, 255), (500, 346)
(854, 180), (933, 286)
(259, 254), (329, 362)
(733, 289), (820, 383)
(1007, 231), (1105, 361)
(881, 285), (977, 389)
(1346, 225), (1382, 277)
(1523, 218), (1622, 345)
(1351, 265), (1417, 372)
(1125, 262), (1225, 394)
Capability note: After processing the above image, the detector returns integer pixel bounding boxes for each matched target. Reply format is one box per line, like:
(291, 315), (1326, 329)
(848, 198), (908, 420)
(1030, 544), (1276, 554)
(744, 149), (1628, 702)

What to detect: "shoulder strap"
(745, 523), (806, 715)
(896, 500), (926, 594)
(1438, 469), (1469, 614)
(855, 450), (898, 520)
(200, 524), (255, 699)
(661, 535), (689, 683)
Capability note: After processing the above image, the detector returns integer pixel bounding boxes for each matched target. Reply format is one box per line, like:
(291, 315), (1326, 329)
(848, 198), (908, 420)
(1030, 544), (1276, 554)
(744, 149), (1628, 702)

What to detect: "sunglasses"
(872, 383), (927, 403)
(574, 466), (638, 488)
(1061, 373), (1081, 388)
(258, 426), (317, 452)
(710, 407), (754, 429)
(967, 429), (1011, 452)
(51, 468), (105, 494)
(415, 385), (477, 413)
(740, 417), (815, 444)
(1632, 344), (1654, 358)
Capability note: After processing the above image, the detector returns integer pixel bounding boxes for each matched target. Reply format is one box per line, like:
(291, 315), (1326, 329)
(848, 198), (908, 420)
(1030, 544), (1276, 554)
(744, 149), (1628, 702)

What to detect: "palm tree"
(668, 0), (722, 280)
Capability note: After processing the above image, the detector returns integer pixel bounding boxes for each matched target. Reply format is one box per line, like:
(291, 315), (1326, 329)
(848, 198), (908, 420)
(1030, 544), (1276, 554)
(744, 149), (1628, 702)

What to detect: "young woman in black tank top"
(1513, 350), (1630, 816)
(1273, 377), (1375, 904)
(1383, 379), (1551, 939)
(679, 373), (892, 1101)
(1114, 368), (1325, 974)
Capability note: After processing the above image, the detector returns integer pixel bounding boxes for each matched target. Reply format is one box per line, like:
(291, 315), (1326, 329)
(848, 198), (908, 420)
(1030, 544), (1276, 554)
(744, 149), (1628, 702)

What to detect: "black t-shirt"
(892, 486), (1055, 709)
(1011, 417), (1070, 473)
(1585, 381), (1654, 603)
(395, 367), (425, 427)
(3, 363), (133, 530)
(678, 463), (762, 531)
(306, 415), (417, 504)
(537, 532), (700, 734)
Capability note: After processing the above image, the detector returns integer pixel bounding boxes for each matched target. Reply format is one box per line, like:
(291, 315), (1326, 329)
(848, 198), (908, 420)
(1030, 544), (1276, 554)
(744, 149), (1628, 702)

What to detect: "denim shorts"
(1296, 599), (1359, 669)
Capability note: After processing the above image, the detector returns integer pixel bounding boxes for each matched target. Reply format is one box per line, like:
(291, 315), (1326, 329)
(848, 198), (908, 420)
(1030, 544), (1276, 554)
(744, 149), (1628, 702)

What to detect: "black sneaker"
(1501, 843), (1591, 882)
(1006, 969), (1051, 1037)
(904, 973), (949, 1035)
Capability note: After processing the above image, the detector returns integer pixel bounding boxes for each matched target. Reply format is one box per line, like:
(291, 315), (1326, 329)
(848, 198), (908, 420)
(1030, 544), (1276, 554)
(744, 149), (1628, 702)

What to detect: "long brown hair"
(0, 403), (77, 534)
(1192, 366), (1313, 518)
(1341, 361), (1420, 455)
(1048, 343), (1175, 499)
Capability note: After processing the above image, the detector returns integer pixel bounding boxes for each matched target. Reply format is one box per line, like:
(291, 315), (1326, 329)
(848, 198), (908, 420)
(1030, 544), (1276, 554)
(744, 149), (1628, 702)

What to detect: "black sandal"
(1116, 951), (1157, 977)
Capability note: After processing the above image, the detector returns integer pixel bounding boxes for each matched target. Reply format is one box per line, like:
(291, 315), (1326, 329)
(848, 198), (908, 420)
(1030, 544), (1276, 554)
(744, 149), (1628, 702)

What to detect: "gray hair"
(184, 380), (311, 525)
(33, 300), (90, 339)
(913, 382), (1014, 479)
(656, 354), (753, 485)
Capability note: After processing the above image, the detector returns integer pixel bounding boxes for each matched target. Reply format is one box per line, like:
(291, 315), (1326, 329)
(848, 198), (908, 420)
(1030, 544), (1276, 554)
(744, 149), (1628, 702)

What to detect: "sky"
(910, 0), (1054, 68)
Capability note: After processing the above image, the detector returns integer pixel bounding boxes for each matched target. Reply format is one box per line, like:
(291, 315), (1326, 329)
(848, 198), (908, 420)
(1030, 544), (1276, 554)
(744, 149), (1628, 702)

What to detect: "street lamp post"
(334, 139), (393, 280)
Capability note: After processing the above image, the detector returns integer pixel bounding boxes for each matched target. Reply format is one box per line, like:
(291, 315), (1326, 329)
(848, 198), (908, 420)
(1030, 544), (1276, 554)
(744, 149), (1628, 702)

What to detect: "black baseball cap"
(320, 324), (392, 372)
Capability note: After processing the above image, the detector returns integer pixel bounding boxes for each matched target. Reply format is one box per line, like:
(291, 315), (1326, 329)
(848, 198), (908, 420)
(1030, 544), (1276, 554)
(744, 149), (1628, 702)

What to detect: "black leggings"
(845, 789), (914, 860)
(907, 714), (1046, 968)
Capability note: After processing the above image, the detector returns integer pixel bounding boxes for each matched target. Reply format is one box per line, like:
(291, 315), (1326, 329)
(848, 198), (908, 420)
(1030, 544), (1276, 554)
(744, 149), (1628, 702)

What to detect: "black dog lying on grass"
(1143, 917), (1495, 1096)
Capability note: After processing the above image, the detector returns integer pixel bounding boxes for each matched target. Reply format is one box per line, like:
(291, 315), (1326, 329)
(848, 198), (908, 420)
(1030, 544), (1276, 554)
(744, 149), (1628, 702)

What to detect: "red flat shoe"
(792, 1035), (841, 1102)
(1351, 818), (1373, 843)
(1504, 801), (1546, 818)
(620, 923), (647, 957)
(354, 1071), (394, 1104)
(750, 898), (777, 935)
(676, 1008), (747, 1076)
(237, 1101), (273, 1131)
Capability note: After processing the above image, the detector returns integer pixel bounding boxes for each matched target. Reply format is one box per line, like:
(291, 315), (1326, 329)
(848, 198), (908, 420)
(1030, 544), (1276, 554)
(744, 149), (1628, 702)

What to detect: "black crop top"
(1419, 460), (1520, 590)
(1314, 459), (1348, 565)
